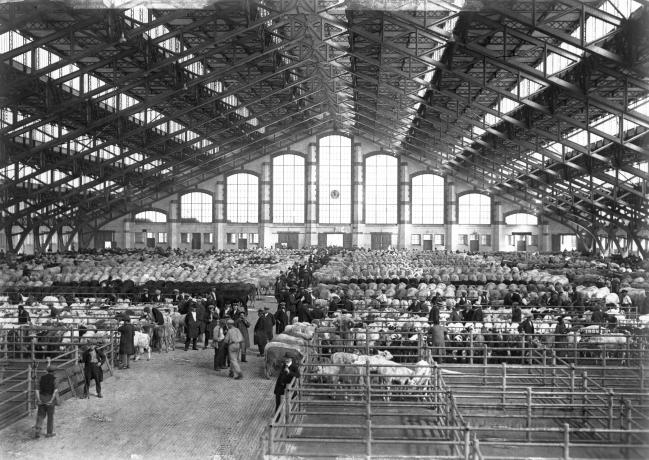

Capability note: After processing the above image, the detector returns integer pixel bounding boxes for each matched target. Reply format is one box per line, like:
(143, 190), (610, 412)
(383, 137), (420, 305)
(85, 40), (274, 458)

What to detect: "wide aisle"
(0, 308), (276, 460)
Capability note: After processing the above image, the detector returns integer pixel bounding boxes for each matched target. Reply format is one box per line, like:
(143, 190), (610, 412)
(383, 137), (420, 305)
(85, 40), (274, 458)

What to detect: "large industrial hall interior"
(1, 0), (648, 459)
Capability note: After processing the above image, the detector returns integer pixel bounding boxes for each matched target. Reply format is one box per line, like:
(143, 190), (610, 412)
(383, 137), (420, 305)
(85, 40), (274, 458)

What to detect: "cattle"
(133, 331), (151, 361)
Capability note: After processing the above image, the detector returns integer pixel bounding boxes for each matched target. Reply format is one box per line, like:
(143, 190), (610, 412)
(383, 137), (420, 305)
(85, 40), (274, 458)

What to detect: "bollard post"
(464, 424), (471, 460)
(526, 387), (532, 441)
(501, 363), (507, 408)
(563, 423), (570, 460)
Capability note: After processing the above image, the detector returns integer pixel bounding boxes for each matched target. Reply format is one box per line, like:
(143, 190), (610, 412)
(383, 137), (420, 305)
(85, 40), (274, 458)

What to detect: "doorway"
(191, 233), (201, 250)
(278, 232), (299, 249)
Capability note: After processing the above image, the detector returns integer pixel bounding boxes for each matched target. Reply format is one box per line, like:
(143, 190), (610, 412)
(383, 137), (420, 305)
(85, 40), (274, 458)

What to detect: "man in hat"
(151, 289), (163, 303)
(18, 304), (31, 324)
(518, 312), (535, 335)
(34, 363), (59, 438)
(620, 289), (633, 313)
(287, 287), (298, 322)
(184, 303), (201, 351)
(139, 288), (151, 303)
(254, 307), (275, 356)
(224, 318), (244, 379)
(273, 355), (300, 414)
(79, 342), (106, 398)
(275, 302), (289, 335)
(117, 317), (135, 369)
(170, 288), (182, 305)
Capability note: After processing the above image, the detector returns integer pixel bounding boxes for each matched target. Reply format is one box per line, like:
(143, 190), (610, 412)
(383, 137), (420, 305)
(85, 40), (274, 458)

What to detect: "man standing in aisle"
(224, 319), (244, 379)
(79, 343), (106, 398)
(34, 363), (59, 438)
(184, 303), (200, 351)
(118, 317), (135, 369)
(254, 307), (275, 356)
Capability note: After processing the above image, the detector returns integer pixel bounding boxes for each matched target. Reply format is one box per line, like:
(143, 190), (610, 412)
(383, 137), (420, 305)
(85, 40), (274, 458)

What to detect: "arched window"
(180, 191), (212, 223)
(458, 193), (491, 225)
(318, 134), (352, 224)
(505, 213), (537, 225)
(412, 174), (444, 225)
(273, 154), (305, 223)
(365, 154), (398, 224)
(227, 173), (258, 223)
(134, 210), (167, 223)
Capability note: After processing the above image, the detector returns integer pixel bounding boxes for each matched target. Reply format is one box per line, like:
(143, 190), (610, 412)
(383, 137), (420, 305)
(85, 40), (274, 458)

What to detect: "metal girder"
(2, 92), (328, 228)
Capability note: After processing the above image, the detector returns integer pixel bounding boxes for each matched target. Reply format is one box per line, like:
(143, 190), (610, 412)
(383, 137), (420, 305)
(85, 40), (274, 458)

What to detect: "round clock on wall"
(330, 189), (340, 199)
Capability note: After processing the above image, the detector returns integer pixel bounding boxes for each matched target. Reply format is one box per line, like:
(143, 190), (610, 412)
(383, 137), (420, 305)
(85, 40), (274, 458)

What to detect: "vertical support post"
(563, 423), (570, 460)
(283, 386), (290, 425)
(551, 351), (557, 388)
(366, 359), (371, 460)
(30, 338), (35, 362)
(472, 434), (481, 460)
(602, 344), (607, 371)
(464, 424), (471, 460)
(268, 424), (275, 455)
(365, 324), (370, 357)
(482, 349), (487, 385)
(521, 332), (527, 367)
(526, 387), (532, 441)
(640, 364), (645, 406)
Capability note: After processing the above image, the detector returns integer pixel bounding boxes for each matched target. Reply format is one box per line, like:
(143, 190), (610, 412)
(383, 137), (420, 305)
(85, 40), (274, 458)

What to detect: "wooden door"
(146, 238), (156, 248)
(317, 233), (327, 248)
(342, 233), (353, 249)
(551, 234), (561, 252)
(238, 238), (248, 249)
(371, 233), (391, 250)
(423, 240), (433, 251)
(469, 240), (479, 252)
(278, 232), (299, 249)
(516, 240), (527, 252)
(191, 233), (201, 250)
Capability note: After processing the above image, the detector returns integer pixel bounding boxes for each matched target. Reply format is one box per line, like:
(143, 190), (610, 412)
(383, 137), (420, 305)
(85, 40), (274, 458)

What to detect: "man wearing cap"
(151, 289), (163, 303)
(170, 289), (182, 305)
(34, 365), (59, 438)
(224, 319), (244, 379)
(253, 307), (275, 357)
(274, 355), (300, 414)
(518, 313), (535, 335)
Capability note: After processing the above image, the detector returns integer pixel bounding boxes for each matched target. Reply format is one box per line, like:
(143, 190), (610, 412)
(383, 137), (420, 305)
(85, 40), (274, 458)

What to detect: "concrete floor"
(0, 303), (277, 460)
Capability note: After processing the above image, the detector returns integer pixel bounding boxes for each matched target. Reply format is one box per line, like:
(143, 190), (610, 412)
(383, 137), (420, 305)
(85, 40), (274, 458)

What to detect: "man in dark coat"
(511, 303), (522, 323)
(287, 287), (298, 322)
(428, 302), (440, 324)
(274, 356), (300, 413)
(184, 303), (200, 351)
(117, 318), (135, 369)
(233, 310), (250, 362)
(591, 306), (606, 323)
(275, 303), (289, 335)
(18, 305), (31, 324)
(139, 288), (151, 303)
(254, 307), (275, 356)
(79, 344), (106, 398)
(471, 304), (484, 322)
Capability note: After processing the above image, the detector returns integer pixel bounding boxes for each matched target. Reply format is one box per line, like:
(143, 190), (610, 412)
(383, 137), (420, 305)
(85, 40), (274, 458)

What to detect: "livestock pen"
(266, 326), (649, 459)
(0, 328), (119, 430)
(266, 360), (483, 459)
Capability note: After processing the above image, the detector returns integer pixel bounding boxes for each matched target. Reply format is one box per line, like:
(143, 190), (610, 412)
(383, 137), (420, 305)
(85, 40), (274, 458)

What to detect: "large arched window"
(318, 134), (352, 224)
(273, 154), (305, 223)
(134, 210), (167, 223)
(365, 154), (398, 224)
(227, 173), (258, 223)
(505, 212), (537, 225)
(458, 193), (491, 225)
(180, 191), (212, 223)
(412, 174), (444, 225)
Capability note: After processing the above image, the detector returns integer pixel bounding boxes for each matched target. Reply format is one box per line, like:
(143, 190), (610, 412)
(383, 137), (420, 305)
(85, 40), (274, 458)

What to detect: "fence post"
(365, 324), (370, 356)
(366, 416), (372, 460)
(472, 434), (480, 460)
(268, 424), (274, 455)
(469, 333), (474, 365)
(482, 348), (488, 384)
(563, 423), (570, 460)
(641, 364), (646, 406)
(551, 350), (557, 388)
(366, 358), (372, 460)
(464, 424), (471, 460)
(582, 371), (588, 419)
(607, 389), (614, 438)
(602, 344), (607, 371)
(30, 338), (35, 363)
(526, 387), (532, 441)
(26, 364), (32, 415)
(570, 364), (575, 406)
(501, 363), (507, 409)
